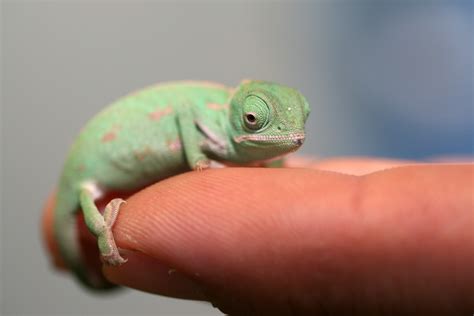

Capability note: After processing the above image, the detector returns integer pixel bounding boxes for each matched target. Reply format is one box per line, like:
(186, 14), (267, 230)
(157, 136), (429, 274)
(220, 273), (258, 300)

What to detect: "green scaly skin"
(53, 80), (310, 289)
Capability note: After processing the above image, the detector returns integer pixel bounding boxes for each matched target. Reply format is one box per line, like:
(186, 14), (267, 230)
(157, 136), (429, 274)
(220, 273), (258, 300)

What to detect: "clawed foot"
(101, 242), (128, 266)
(194, 159), (210, 171)
(98, 198), (128, 266)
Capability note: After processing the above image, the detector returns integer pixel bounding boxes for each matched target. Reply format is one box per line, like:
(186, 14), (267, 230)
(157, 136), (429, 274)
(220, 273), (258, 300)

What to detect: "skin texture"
(52, 80), (309, 289)
(43, 158), (474, 315)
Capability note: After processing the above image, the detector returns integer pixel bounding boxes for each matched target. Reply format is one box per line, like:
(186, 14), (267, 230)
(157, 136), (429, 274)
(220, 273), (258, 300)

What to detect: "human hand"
(42, 157), (473, 315)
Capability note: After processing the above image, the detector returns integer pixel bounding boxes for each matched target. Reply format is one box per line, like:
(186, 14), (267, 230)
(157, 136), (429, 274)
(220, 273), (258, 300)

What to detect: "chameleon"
(53, 80), (310, 289)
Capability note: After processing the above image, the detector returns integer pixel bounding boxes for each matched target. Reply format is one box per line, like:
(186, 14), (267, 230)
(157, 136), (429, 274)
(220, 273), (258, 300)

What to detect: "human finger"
(103, 165), (473, 315)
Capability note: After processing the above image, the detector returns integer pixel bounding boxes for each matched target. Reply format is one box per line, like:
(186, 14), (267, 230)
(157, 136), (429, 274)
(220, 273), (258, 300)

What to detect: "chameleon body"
(53, 80), (309, 289)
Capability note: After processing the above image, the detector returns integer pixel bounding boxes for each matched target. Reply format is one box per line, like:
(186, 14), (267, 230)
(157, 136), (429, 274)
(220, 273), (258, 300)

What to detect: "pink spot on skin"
(149, 106), (173, 121)
(207, 103), (229, 111)
(101, 131), (117, 143)
(101, 125), (121, 143)
(167, 139), (182, 152)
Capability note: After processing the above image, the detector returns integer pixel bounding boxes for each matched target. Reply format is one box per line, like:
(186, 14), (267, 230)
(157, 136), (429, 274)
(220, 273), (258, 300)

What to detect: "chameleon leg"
(79, 187), (127, 266)
(176, 105), (210, 170)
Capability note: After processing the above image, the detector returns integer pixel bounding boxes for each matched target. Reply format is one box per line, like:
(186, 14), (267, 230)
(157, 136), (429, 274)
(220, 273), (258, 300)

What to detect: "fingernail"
(103, 250), (207, 300)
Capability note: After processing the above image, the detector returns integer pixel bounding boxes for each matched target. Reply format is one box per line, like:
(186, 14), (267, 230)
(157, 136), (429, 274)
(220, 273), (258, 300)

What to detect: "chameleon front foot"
(98, 198), (127, 266)
(194, 159), (210, 171)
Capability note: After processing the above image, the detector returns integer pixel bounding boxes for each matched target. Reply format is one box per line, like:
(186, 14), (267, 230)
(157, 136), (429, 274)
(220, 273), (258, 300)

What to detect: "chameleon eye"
(245, 112), (257, 124)
(242, 95), (270, 131)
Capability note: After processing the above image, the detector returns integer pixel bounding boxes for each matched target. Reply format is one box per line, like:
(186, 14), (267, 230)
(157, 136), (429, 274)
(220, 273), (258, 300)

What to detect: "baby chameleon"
(53, 80), (310, 289)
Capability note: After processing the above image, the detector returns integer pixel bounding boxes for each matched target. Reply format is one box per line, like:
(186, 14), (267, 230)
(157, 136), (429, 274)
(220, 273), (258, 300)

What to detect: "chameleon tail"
(53, 191), (116, 290)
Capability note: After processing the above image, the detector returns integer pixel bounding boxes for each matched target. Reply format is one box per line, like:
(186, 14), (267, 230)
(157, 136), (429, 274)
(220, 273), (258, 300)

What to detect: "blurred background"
(2, 1), (472, 315)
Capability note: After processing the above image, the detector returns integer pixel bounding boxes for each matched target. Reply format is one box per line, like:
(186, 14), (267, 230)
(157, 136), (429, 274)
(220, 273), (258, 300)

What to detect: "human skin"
(42, 157), (474, 315)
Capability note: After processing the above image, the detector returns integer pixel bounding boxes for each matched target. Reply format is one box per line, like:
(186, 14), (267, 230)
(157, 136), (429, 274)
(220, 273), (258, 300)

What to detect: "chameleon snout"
(291, 132), (305, 147)
(294, 138), (304, 146)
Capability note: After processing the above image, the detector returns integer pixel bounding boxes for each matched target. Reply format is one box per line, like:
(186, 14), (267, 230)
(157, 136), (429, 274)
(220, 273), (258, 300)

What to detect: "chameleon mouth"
(233, 132), (306, 144)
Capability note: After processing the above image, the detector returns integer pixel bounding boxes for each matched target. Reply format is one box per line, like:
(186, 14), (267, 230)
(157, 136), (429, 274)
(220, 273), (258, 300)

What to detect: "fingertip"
(110, 168), (358, 310)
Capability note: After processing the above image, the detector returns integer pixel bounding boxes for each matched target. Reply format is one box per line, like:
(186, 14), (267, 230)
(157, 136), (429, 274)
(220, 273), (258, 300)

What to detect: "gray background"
(2, 1), (472, 315)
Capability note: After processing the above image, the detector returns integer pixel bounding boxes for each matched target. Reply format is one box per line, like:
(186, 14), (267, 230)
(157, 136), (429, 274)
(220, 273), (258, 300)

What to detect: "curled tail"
(53, 189), (115, 290)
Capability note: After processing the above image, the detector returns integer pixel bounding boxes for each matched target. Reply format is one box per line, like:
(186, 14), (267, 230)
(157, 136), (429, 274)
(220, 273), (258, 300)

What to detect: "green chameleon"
(53, 80), (310, 289)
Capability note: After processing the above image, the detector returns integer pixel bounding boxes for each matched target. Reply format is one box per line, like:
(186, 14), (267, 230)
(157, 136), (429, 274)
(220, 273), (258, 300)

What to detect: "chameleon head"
(228, 80), (310, 163)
